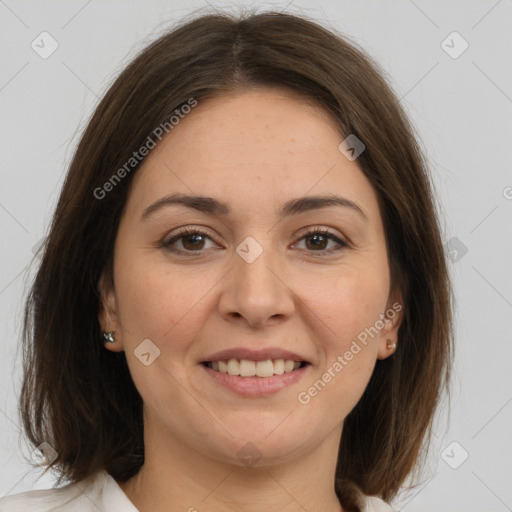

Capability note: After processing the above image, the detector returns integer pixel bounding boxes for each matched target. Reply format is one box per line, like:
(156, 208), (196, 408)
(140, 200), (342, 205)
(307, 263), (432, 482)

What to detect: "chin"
(201, 418), (315, 468)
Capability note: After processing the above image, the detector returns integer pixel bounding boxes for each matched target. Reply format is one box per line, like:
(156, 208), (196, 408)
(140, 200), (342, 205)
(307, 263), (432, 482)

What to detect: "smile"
(202, 358), (309, 378)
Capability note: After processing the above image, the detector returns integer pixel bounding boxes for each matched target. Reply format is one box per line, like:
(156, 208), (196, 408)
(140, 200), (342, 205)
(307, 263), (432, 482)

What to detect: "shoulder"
(361, 494), (398, 512)
(0, 470), (137, 512)
(337, 479), (397, 512)
(0, 472), (100, 512)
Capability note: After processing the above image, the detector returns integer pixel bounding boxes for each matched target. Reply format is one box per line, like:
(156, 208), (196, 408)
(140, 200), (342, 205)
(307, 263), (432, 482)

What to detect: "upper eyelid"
(163, 226), (349, 249)
(164, 225), (345, 240)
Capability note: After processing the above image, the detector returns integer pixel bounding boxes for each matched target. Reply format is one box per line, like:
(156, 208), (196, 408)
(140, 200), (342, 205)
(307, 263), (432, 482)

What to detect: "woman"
(1, 9), (453, 512)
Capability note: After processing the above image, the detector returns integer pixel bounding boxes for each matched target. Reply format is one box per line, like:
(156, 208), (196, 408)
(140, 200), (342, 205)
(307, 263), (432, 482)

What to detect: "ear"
(98, 272), (124, 352)
(377, 286), (405, 360)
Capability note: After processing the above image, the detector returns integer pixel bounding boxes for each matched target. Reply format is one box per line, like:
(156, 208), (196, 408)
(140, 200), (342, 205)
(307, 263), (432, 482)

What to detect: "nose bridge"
(234, 234), (282, 297)
(219, 234), (294, 326)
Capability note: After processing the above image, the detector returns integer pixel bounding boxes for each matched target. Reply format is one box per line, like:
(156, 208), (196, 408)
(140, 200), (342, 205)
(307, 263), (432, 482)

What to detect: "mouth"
(201, 359), (310, 378)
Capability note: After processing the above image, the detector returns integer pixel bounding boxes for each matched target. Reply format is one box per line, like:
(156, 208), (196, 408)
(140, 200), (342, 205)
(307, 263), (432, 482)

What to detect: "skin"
(99, 87), (403, 512)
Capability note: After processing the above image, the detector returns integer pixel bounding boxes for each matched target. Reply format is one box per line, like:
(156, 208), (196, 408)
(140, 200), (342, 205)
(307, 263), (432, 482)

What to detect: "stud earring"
(103, 331), (115, 344)
(387, 339), (397, 350)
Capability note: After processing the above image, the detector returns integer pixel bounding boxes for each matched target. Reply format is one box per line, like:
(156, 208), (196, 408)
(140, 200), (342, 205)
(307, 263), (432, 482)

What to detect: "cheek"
(302, 264), (389, 348)
(112, 256), (211, 405)
(113, 248), (220, 349)
(296, 265), (387, 407)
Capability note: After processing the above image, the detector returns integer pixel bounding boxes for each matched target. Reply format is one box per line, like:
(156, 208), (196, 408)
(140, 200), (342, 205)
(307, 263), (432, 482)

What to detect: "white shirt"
(0, 469), (397, 511)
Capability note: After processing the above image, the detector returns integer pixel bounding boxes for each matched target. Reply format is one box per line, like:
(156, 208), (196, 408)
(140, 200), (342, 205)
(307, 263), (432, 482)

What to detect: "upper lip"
(202, 347), (310, 363)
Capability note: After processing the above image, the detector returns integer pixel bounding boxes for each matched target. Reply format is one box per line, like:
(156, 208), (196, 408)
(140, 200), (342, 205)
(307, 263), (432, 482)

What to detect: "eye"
(161, 227), (219, 254)
(292, 227), (348, 255)
(160, 226), (348, 256)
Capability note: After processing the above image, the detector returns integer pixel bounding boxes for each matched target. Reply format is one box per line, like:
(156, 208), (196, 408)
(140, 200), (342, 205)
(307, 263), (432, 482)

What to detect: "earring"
(103, 331), (115, 344)
(387, 339), (397, 350)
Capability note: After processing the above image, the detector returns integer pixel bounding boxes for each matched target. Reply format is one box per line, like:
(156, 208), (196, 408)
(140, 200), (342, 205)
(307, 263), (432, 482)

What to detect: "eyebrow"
(141, 193), (367, 221)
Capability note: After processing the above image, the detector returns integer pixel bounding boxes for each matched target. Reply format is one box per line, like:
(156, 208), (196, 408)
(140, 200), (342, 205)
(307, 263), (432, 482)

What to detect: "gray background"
(1, 1), (511, 510)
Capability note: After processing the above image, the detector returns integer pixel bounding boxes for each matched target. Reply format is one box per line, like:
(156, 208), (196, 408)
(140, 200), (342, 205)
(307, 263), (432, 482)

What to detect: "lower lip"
(201, 364), (309, 397)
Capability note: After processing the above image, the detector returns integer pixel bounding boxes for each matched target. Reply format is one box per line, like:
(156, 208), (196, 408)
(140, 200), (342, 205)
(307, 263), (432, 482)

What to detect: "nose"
(217, 243), (296, 329)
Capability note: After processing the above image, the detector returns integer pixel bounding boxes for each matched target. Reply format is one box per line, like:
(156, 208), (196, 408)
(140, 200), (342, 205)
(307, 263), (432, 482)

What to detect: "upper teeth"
(207, 358), (302, 377)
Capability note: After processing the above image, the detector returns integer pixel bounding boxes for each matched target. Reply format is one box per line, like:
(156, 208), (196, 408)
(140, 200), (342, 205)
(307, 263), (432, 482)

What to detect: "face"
(99, 88), (403, 467)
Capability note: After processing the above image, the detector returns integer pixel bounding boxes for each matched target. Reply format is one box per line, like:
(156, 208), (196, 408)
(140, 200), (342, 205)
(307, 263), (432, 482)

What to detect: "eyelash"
(160, 227), (349, 257)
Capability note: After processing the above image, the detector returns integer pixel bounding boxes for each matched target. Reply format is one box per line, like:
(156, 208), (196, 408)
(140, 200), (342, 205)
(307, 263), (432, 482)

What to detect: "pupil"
(184, 234), (204, 250)
(307, 234), (326, 250)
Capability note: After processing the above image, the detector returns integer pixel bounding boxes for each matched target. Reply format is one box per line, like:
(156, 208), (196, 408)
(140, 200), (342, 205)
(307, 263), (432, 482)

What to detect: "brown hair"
(19, 9), (453, 507)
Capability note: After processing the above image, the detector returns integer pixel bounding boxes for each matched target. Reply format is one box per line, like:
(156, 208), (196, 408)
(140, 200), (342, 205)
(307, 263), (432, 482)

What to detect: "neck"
(118, 420), (344, 512)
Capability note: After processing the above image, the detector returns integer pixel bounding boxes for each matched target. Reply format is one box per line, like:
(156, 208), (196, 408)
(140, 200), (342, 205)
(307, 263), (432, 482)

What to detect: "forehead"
(125, 88), (382, 225)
